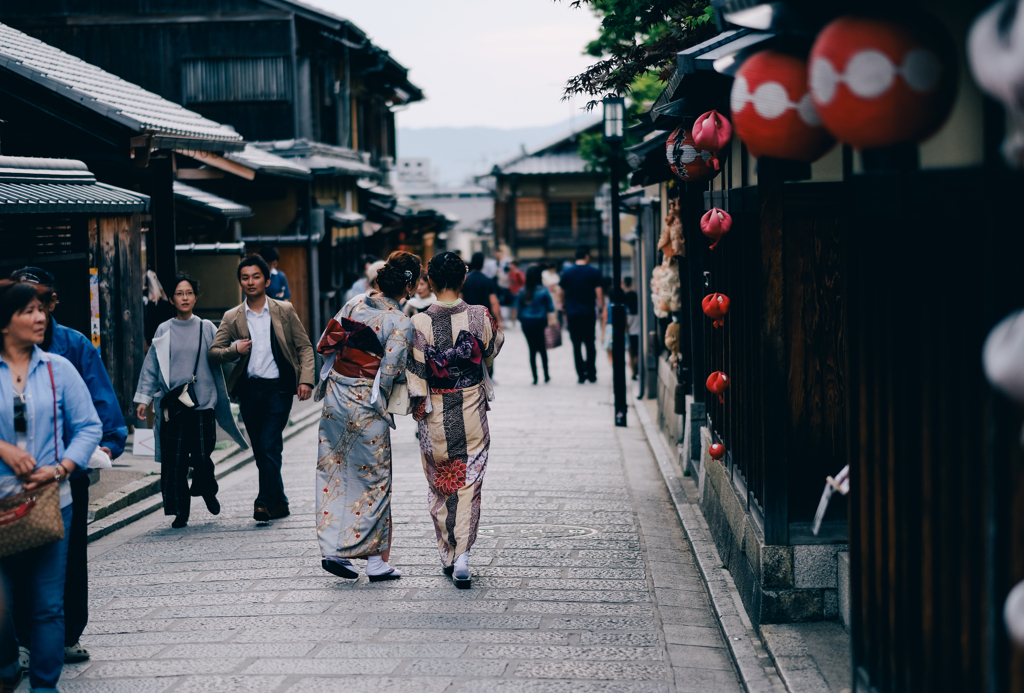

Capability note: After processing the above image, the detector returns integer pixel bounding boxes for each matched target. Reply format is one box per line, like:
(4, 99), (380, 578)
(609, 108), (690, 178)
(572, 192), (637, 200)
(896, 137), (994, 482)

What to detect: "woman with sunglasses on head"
(315, 251), (420, 583)
(406, 252), (504, 588)
(0, 279), (101, 693)
(133, 273), (247, 529)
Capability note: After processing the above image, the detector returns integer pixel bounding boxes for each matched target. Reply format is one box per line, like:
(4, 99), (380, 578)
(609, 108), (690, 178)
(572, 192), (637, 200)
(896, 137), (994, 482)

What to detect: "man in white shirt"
(210, 255), (315, 522)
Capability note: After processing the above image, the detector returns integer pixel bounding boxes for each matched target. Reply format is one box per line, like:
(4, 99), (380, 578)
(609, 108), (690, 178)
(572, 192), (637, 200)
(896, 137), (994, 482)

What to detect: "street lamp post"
(603, 96), (627, 428)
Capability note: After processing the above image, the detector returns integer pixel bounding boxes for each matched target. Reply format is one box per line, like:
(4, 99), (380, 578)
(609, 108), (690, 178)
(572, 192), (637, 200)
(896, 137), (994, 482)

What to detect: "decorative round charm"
(706, 371), (729, 403)
(700, 208), (732, 250)
(702, 293), (731, 329)
(709, 443), (726, 460)
(808, 15), (957, 149)
(731, 50), (835, 162)
(666, 125), (720, 183)
(692, 110), (733, 170)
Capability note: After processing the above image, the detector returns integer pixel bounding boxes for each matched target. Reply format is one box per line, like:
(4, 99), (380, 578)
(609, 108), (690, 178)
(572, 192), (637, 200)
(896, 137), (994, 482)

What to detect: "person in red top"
(506, 260), (526, 327)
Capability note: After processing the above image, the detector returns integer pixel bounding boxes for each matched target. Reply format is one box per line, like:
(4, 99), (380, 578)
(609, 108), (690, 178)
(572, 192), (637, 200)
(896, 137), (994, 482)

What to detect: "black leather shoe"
(204, 495), (221, 516)
(269, 503), (290, 519)
(253, 502), (271, 522)
(443, 565), (454, 576)
(171, 515), (188, 529)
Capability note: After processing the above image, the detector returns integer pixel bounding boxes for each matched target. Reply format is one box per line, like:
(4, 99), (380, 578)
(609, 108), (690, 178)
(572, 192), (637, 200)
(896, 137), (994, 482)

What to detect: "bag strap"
(46, 360), (58, 464)
(190, 321), (204, 381)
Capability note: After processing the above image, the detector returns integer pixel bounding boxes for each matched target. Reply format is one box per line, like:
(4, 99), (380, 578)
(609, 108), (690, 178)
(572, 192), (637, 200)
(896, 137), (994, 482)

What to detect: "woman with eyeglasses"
(133, 273), (247, 529)
(0, 279), (101, 693)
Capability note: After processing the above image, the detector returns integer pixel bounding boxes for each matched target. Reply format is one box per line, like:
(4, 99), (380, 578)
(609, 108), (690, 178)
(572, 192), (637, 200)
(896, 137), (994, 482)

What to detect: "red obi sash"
(317, 317), (384, 379)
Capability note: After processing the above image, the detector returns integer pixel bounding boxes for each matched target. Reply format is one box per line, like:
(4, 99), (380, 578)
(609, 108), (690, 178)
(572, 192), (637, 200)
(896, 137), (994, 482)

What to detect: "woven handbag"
(0, 361), (65, 558)
(544, 324), (563, 350)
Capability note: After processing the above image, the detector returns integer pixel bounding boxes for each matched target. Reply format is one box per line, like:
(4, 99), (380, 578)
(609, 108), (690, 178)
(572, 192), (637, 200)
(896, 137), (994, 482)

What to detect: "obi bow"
(423, 332), (482, 380)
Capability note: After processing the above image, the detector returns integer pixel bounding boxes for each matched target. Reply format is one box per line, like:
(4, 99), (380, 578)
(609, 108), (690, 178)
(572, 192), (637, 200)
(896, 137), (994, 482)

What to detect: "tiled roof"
(224, 144), (312, 180)
(252, 139), (380, 177)
(0, 23), (243, 148)
(499, 152), (592, 176)
(173, 182), (252, 219)
(0, 156), (149, 214)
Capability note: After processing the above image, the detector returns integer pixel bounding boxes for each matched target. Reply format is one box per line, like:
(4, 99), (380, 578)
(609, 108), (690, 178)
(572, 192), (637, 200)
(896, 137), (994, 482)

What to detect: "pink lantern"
(700, 208), (732, 250)
(692, 110), (733, 170)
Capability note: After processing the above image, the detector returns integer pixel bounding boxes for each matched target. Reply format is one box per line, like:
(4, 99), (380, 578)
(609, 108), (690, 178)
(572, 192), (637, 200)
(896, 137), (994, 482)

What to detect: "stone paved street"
(57, 327), (743, 693)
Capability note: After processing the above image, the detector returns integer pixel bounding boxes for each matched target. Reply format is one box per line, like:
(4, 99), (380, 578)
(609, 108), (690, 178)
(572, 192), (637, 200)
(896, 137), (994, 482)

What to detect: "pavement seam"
(633, 398), (788, 693)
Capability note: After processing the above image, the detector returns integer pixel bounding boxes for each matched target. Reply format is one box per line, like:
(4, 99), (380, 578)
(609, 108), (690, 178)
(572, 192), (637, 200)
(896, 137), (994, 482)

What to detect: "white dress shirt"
(245, 300), (280, 379)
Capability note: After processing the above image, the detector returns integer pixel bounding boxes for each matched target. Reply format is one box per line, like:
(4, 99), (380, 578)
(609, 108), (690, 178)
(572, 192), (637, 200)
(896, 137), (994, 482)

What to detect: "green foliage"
(560, 0), (717, 109)
(577, 71), (667, 174)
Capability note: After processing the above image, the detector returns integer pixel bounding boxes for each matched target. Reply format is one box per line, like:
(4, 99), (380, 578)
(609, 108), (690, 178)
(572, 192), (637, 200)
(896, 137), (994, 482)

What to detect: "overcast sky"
(306, 0), (601, 130)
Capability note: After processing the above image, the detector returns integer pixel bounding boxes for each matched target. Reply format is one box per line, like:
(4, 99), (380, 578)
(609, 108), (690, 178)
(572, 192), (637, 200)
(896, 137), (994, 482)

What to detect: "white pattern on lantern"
(810, 48), (943, 105)
(731, 75), (821, 126)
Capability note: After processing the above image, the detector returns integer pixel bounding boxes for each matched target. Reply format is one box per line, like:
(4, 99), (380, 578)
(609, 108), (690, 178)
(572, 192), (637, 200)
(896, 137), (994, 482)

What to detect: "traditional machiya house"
(0, 22), (243, 422)
(0, 156), (149, 417)
(0, 0), (433, 337)
(490, 118), (633, 270)
(621, 2), (1024, 691)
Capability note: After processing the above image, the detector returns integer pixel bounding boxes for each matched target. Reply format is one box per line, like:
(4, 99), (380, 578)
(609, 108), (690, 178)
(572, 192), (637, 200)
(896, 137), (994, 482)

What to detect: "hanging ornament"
(658, 199), (684, 258)
(808, 15), (958, 149)
(700, 207), (732, 250)
(650, 257), (681, 319)
(709, 443), (726, 460)
(968, 0), (1024, 168)
(706, 371), (729, 403)
(731, 50), (835, 162)
(666, 125), (720, 182)
(692, 110), (733, 170)
(702, 293), (731, 329)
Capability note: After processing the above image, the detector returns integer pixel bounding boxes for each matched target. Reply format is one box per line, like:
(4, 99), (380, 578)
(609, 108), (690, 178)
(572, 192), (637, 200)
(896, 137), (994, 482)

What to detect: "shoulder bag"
(0, 361), (66, 558)
(162, 324), (203, 422)
(387, 381), (412, 416)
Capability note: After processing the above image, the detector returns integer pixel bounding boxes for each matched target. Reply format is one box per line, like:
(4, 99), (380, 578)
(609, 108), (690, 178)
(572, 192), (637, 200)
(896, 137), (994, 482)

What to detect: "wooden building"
(0, 156), (149, 421)
(626, 1), (1024, 691)
(490, 118), (622, 266)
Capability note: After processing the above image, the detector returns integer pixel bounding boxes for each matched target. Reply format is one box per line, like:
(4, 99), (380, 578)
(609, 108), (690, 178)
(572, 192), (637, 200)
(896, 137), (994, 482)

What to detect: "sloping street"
(61, 330), (741, 693)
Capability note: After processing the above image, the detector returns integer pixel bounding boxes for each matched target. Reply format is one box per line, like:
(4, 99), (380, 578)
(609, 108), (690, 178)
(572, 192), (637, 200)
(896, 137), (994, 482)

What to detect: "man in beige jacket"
(210, 255), (315, 522)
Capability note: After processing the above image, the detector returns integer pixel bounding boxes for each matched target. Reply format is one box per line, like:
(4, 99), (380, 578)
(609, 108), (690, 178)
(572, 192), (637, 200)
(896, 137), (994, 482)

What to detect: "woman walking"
(133, 274), (247, 529)
(407, 252), (504, 588)
(315, 251), (420, 582)
(516, 266), (555, 385)
(0, 279), (101, 693)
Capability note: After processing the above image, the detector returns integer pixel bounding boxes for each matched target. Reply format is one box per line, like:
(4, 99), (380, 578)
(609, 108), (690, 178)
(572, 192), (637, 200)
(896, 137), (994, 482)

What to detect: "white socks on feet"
(453, 552), (470, 580)
(367, 555), (401, 577)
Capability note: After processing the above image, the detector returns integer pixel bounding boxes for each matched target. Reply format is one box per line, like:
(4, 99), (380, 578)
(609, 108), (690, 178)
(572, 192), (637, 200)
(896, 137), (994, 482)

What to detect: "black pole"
(610, 142), (627, 427)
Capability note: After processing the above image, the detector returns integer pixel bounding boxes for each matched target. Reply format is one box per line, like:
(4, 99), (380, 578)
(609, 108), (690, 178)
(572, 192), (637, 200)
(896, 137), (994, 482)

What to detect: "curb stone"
(633, 399), (788, 693)
(86, 407), (323, 543)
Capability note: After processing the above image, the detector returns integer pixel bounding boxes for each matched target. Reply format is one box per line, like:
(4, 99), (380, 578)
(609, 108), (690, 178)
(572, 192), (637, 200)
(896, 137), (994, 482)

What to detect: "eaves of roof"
(0, 155), (149, 214)
(224, 144), (312, 180)
(173, 181), (252, 219)
(0, 23), (243, 151)
(253, 139), (380, 178)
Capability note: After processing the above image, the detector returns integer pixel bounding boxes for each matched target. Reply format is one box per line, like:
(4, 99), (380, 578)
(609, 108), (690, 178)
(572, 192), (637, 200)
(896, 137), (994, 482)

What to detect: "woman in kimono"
(407, 252), (504, 588)
(315, 251), (420, 582)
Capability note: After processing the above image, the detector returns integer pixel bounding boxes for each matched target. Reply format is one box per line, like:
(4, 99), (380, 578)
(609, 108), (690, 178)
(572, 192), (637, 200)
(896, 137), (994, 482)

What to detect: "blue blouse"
(0, 347), (102, 507)
(516, 287), (555, 322)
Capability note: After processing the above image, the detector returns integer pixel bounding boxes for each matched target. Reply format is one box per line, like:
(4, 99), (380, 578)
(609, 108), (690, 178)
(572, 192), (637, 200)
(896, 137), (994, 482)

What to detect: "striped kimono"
(408, 300), (503, 568)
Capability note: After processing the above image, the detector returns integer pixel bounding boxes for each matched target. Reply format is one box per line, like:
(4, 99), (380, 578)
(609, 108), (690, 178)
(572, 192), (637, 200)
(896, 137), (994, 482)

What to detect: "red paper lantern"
(709, 443), (726, 460)
(731, 51), (835, 162)
(692, 110), (733, 170)
(702, 293), (731, 329)
(808, 16), (957, 149)
(706, 371), (729, 403)
(666, 125), (720, 183)
(700, 208), (732, 250)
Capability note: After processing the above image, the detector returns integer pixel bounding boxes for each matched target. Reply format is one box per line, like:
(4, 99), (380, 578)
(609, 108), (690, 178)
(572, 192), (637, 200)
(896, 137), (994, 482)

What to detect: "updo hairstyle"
(375, 251), (422, 298)
(427, 252), (468, 291)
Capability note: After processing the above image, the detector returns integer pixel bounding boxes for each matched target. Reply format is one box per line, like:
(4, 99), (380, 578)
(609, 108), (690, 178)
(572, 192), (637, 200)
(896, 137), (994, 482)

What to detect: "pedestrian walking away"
(623, 276), (641, 380)
(133, 274), (248, 529)
(314, 251), (419, 583)
(407, 252), (504, 588)
(0, 279), (101, 693)
(461, 252), (503, 332)
(260, 246), (291, 301)
(8, 267), (127, 667)
(560, 245), (604, 383)
(516, 266), (555, 385)
(209, 255), (315, 523)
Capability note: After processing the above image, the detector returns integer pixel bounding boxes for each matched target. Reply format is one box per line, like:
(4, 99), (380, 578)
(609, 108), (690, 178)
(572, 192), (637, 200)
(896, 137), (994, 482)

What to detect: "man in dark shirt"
(461, 252), (503, 330)
(560, 246), (604, 383)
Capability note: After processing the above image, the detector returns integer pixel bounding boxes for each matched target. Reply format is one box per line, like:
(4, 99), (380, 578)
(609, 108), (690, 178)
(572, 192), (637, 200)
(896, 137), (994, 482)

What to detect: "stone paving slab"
(56, 330), (743, 693)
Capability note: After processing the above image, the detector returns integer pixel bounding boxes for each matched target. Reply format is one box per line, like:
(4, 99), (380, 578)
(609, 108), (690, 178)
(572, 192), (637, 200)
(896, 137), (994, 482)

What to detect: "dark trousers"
(567, 313), (597, 381)
(521, 320), (548, 381)
(160, 408), (218, 519)
(239, 378), (292, 510)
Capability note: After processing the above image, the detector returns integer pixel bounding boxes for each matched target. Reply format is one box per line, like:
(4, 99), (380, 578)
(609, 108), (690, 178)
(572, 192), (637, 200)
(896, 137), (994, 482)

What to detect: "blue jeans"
(239, 379), (292, 509)
(0, 503), (73, 692)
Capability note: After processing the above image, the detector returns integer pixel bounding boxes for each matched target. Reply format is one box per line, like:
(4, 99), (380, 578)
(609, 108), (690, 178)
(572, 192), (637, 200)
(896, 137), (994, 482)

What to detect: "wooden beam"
(176, 151), (255, 181)
(175, 168), (226, 180)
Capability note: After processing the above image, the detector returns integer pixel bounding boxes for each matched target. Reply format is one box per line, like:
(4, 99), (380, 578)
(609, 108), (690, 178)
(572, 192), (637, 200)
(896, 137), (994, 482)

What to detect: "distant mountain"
(396, 118), (593, 186)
